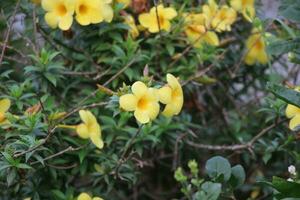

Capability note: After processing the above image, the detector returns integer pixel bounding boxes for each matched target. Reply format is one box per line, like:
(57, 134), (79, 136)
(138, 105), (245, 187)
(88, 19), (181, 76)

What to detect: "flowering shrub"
(1, 0), (300, 199)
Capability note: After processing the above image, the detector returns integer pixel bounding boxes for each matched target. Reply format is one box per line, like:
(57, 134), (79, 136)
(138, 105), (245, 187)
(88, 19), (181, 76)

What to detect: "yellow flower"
(41, 0), (75, 30)
(59, 110), (103, 149)
(211, 5), (237, 32)
(158, 74), (183, 117)
(77, 192), (103, 200)
(244, 28), (268, 65)
(184, 13), (219, 47)
(119, 81), (160, 124)
(124, 15), (139, 39)
(138, 4), (177, 33)
(0, 98), (11, 127)
(75, 0), (113, 26)
(230, 0), (255, 22)
(286, 104), (300, 130)
(116, 0), (131, 8)
(202, 0), (236, 32)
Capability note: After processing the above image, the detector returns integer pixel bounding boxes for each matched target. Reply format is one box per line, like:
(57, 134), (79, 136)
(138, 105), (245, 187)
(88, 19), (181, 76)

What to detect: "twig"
(0, 0), (21, 66)
(186, 119), (285, 152)
(114, 125), (144, 178)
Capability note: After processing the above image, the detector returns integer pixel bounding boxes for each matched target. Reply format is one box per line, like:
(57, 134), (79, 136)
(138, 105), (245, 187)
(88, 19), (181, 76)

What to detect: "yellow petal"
(230, 0), (242, 11)
(79, 110), (97, 126)
(289, 115), (300, 130)
(148, 102), (159, 120)
(162, 103), (177, 117)
(286, 104), (300, 118)
(138, 13), (158, 33)
(158, 86), (172, 104)
(163, 7), (177, 19)
(242, 6), (255, 22)
(204, 31), (219, 46)
(92, 198), (104, 200)
(102, 4), (114, 22)
(90, 131), (104, 149)
(161, 20), (171, 32)
(58, 15), (73, 30)
(89, 8), (104, 24)
(134, 109), (150, 124)
(119, 94), (137, 111)
(76, 124), (90, 139)
(41, 0), (59, 11)
(76, 14), (91, 25)
(78, 193), (92, 200)
(45, 12), (59, 28)
(257, 50), (268, 64)
(0, 99), (11, 113)
(132, 81), (148, 98)
(167, 74), (181, 90)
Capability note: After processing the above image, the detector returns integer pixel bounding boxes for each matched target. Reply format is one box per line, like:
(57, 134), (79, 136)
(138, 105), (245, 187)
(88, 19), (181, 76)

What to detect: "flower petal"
(162, 103), (177, 117)
(230, 0), (242, 11)
(102, 4), (114, 22)
(78, 193), (92, 200)
(158, 86), (172, 104)
(76, 124), (90, 139)
(0, 99), (11, 113)
(138, 13), (159, 33)
(148, 102), (160, 120)
(45, 12), (59, 28)
(134, 109), (150, 124)
(163, 7), (177, 19)
(79, 110), (97, 125)
(289, 114), (300, 130)
(167, 74), (181, 90)
(132, 81), (148, 97)
(76, 14), (91, 26)
(286, 104), (300, 118)
(41, 0), (59, 11)
(90, 130), (104, 149)
(58, 15), (73, 30)
(120, 94), (137, 111)
(204, 31), (219, 46)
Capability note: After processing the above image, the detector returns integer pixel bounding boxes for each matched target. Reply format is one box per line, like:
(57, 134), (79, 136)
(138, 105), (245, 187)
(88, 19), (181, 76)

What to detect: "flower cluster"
(41, 0), (113, 30)
(119, 74), (183, 124)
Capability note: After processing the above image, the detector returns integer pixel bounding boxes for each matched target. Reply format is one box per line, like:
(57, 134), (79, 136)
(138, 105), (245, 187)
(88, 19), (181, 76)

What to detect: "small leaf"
(205, 156), (231, 182)
(229, 165), (246, 187)
(267, 83), (300, 107)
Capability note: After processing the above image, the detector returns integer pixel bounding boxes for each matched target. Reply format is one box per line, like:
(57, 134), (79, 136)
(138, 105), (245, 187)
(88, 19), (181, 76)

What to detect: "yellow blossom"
(59, 110), (104, 149)
(230, 0), (255, 22)
(285, 88), (300, 130)
(158, 74), (183, 117)
(202, 0), (236, 32)
(244, 28), (268, 65)
(138, 4), (177, 33)
(77, 192), (103, 200)
(116, 0), (131, 8)
(184, 13), (219, 47)
(0, 98), (11, 127)
(124, 15), (139, 39)
(41, 0), (75, 30)
(119, 81), (160, 124)
(211, 5), (236, 32)
(75, 0), (113, 26)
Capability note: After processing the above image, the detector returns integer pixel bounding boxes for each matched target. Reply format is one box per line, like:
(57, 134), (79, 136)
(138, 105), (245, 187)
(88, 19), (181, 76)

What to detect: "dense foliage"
(1, 0), (300, 199)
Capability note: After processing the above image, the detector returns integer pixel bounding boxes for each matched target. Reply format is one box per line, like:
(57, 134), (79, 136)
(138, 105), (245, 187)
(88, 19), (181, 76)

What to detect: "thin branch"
(186, 119), (285, 152)
(0, 0), (21, 66)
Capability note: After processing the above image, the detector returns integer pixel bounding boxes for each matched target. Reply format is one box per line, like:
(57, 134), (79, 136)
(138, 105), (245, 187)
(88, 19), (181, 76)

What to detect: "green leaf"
(267, 38), (300, 56)
(194, 182), (221, 200)
(205, 156), (231, 182)
(271, 176), (300, 198)
(229, 165), (246, 188)
(267, 83), (300, 107)
(279, 0), (300, 22)
(16, 163), (32, 169)
(2, 152), (16, 166)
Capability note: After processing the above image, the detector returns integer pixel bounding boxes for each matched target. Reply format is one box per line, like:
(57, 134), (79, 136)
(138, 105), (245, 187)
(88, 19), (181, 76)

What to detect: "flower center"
(242, 0), (249, 6)
(254, 40), (264, 50)
(137, 97), (149, 110)
(158, 15), (165, 27)
(56, 4), (67, 16)
(172, 88), (180, 100)
(79, 4), (88, 15)
(0, 112), (5, 122)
